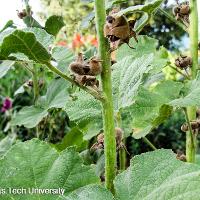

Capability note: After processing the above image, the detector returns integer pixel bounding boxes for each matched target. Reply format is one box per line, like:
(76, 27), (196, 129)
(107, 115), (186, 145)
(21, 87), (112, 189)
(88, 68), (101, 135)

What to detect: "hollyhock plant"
(1, 97), (12, 113)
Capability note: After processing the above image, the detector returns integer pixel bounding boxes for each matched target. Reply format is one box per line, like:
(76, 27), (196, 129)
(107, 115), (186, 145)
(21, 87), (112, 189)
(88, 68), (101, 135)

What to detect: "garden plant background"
(0, 0), (200, 199)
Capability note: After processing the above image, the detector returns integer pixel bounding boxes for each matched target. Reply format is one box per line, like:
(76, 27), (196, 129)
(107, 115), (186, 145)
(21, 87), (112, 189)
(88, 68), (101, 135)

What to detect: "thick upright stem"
(116, 112), (126, 171)
(186, 0), (198, 163)
(94, 0), (116, 193)
(32, 64), (39, 103)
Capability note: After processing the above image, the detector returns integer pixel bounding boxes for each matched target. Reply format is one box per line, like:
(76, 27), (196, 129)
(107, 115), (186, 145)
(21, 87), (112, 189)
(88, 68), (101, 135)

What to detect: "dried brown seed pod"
(175, 55), (192, 70)
(72, 74), (99, 88)
(115, 127), (123, 147)
(104, 11), (138, 51)
(25, 80), (33, 87)
(176, 150), (186, 162)
(91, 127), (129, 154)
(69, 53), (102, 77)
(85, 56), (102, 76)
(69, 53), (89, 75)
(17, 9), (27, 19)
(173, 1), (190, 25)
(181, 120), (200, 132)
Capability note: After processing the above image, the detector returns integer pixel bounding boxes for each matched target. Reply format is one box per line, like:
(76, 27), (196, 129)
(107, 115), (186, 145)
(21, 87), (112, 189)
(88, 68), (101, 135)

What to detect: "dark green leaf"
(0, 20), (16, 33)
(0, 30), (51, 63)
(45, 16), (65, 36)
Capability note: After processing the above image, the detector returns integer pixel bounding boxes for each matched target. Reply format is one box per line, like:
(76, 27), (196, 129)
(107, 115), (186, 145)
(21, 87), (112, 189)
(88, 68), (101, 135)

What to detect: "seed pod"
(91, 128), (125, 151)
(181, 120), (200, 132)
(173, 1), (190, 25)
(175, 55), (192, 70)
(27, 80), (33, 87)
(115, 127), (123, 147)
(179, 3), (190, 15)
(69, 53), (89, 75)
(176, 150), (186, 162)
(85, 56), (102, 76)
(97, 133), (104, 143)
(104, 10), (137, 51)
(17, 9), (27, 19)
(70, 53), (102, 77)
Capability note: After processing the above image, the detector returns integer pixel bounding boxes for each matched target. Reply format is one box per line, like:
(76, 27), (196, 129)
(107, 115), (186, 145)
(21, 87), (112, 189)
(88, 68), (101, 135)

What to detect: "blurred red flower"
(1, 97), (12, 113)
(72, 33), (84, 49)
(57, 40), (67, 46)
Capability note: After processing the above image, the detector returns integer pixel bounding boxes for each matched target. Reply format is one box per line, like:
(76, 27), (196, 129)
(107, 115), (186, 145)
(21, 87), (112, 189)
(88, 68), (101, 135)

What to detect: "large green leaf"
(116, 0), (164, 16)
(65, 91), (101, 123)
(112, 54), (154, 110)
(65, 185), (113, 200)
(114, 149), (200, 200)
(131, 80), (183, 139)
(12, 79), (70, 128)
(169, 72), (200, 107)
(0, 139), (99, 200)
(63, 149), (200, 200)
(0, 134), (16, 157)
(45, 16), (65, 36)
(0, 30), (51, 64)
(0, 60), (14, 78)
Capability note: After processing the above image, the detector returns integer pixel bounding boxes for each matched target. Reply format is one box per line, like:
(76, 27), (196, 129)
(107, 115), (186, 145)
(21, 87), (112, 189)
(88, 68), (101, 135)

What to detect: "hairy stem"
(94, 0), (116, 193)
(142, 137), (157, 151)
(168, 65), (191, 80)
(44, 62), (104, 101)
(32, 64), (39, 103)
(116, 112), (126, 171)
(185, 0), (198, 163)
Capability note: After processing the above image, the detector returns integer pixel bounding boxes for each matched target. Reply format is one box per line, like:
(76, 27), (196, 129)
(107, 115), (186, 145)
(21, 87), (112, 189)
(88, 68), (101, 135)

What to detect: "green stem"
(183, 108), (196, 162)
(135, 13), (150, 34)
(32, 64), (39, 103)
(44, 62), (104, 101)
(116, 112), (126, 171)
(157, 8), (188, 32)
(94, 0), (116, 193)
(185, 0), (198, 163)
(142, 137), (157, 151)
(168, 65), (191, 80)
